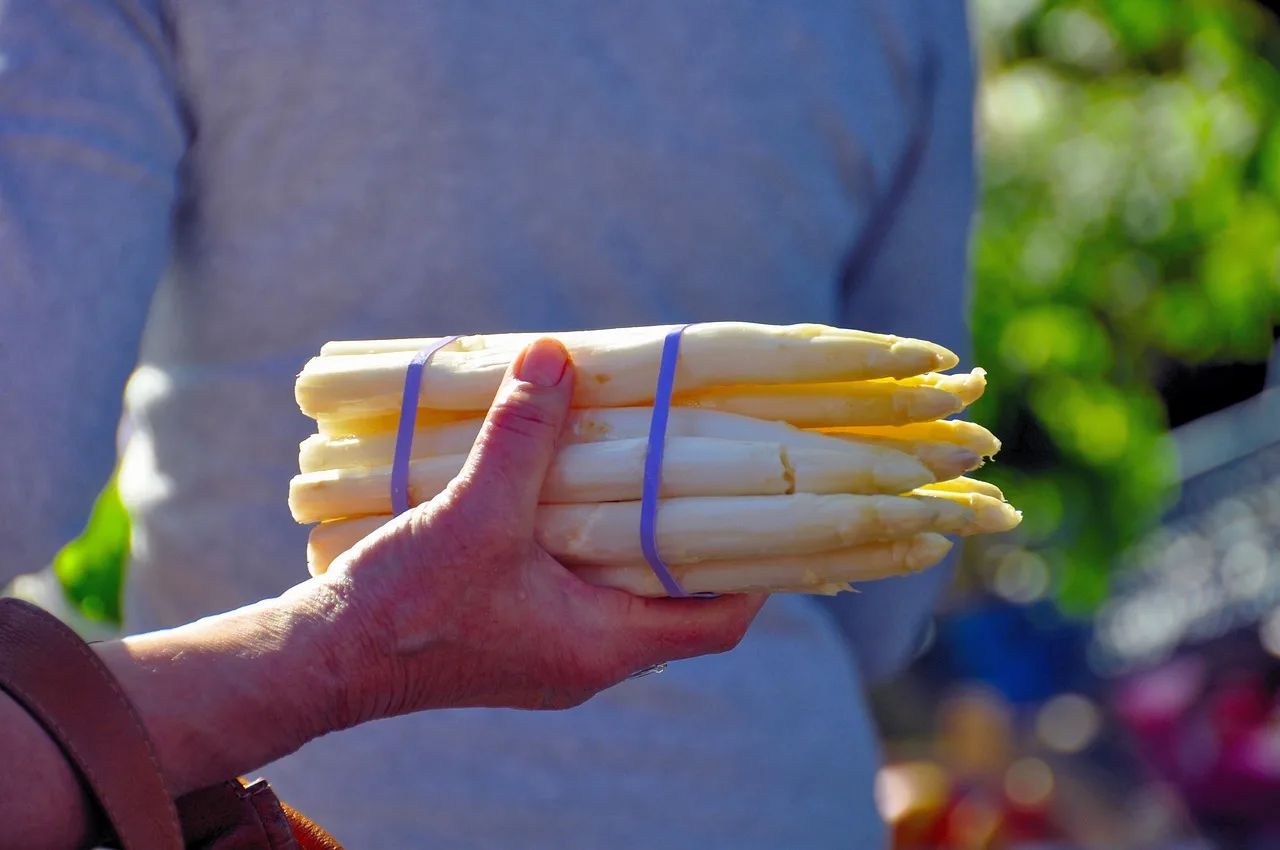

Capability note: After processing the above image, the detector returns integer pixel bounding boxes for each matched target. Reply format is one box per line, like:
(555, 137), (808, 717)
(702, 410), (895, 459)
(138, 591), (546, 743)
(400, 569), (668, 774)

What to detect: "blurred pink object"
(1115, 655), (1280, 823)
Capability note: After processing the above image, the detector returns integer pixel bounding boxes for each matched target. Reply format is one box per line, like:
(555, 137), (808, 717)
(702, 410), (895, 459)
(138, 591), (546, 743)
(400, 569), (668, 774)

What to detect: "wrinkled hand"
(313, 338), (766, 726)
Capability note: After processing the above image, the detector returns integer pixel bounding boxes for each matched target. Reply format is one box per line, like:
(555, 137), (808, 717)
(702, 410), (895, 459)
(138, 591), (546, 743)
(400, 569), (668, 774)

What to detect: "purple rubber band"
(391, 336), (461, 516)
(640, 325), (718, 599)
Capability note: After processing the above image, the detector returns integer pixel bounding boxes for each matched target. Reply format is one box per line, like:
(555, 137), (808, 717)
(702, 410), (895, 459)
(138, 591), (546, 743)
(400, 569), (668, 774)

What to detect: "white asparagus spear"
(817, 419), (1001, 458)
(288, 437), (938, 524)
(536, 494), (974, 566)
(295, 322), (958, 420)
(890, 369), (987, 405)
(317, 324), (957, 357)
(307, 494), (974, 574)
(570, 534), (954, 597)
(300, 406), (926, 473)
(307, 516), (408, 574)
(316, 409), (471, 437)
(309, 371), (980, 436)
(921, 476), (1005, 501)
(670, 380), (968, 428)
(681, 368), (985, 413)
(318, 326), (701, 357)
(304, 514), (952, 594)
(912, 488), (1022, 535)
(817, 433), (983, 481)
(302, 418), (484, 471)
(898, 444), (983, 481)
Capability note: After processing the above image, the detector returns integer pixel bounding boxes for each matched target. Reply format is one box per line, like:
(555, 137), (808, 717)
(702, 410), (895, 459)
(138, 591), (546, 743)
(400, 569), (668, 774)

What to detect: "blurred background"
(6, 0), (1280, 847)
(872, 0), (1280, 847)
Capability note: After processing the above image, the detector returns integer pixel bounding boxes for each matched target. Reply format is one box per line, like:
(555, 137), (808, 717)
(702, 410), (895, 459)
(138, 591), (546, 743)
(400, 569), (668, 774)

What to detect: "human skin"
(0, 339), (766, 849)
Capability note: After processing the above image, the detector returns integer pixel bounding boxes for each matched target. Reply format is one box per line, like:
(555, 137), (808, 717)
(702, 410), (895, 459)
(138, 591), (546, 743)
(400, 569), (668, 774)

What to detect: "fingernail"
(517, 339), (569, 387)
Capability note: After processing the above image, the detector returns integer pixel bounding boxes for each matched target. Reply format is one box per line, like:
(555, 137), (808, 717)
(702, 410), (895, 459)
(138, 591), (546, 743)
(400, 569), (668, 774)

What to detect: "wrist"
(279, 574), (389, 735)
(96, 583), (368, 797)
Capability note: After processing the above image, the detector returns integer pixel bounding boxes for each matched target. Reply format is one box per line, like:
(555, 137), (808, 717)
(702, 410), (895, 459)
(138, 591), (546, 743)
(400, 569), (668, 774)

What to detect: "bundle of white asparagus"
(291, 322), (1021, 596)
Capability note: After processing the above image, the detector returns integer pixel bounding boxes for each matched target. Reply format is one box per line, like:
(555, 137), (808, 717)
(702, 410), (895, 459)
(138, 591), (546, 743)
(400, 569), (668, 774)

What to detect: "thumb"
(450, 338), (574, 528)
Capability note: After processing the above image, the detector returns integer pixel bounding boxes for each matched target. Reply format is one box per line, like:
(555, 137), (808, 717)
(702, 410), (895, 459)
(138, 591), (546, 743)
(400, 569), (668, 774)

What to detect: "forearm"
(0, 580), (361, 849)
(99, 583), (357, 797)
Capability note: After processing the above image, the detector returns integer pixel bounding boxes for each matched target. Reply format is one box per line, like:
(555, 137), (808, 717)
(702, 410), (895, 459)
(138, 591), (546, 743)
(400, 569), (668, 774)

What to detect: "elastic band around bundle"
(390, 336), (461, 516)
(391, 328), (712, 598)
(640, 325), (718, 599)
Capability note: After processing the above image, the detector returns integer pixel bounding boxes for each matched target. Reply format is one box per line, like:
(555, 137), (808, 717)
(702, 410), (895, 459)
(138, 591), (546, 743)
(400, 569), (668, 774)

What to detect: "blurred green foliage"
(52, 475), (128, 625)
(970, 0), (1280, 613)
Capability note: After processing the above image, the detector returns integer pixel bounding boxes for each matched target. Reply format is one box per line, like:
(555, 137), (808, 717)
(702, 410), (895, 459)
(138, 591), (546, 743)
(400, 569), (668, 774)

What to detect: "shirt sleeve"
(819, 0), (978, 683)
(0, 0), (184, 585)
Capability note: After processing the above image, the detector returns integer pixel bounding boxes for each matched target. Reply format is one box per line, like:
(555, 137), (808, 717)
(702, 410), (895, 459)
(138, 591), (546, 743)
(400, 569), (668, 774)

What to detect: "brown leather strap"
(0, 597), (184, 849)
(174, 777), (343, 850)
(177, 779), (300, 849)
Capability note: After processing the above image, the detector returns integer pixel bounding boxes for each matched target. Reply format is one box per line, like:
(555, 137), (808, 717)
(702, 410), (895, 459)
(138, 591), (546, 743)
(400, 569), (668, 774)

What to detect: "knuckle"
(712, 622), (750, 654)
(547, 688), (594, 711)
(529, 686), (573, 711)
(427, 481), (518, 548)
(658, 617), (748, 658)
(697, 611), (754, 655)
(486, 388), (561, 441)
(407, 499), (475, 559)
(531, 682), (602, 712)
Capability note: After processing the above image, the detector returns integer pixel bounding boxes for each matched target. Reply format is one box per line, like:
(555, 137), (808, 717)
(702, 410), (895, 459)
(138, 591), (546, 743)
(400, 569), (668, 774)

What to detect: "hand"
(0, 337), (764, 844)
(312, 338), (767, 726)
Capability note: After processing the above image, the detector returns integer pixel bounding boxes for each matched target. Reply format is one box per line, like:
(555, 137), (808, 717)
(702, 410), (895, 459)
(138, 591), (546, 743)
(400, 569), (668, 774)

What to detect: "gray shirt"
(0, 1), (976, 846)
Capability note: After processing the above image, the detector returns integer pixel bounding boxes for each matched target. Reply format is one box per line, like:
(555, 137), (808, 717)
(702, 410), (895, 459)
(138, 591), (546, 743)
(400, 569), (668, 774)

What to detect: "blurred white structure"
(1093, 366), (1280, 673)
(1, 568), (120, 642)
